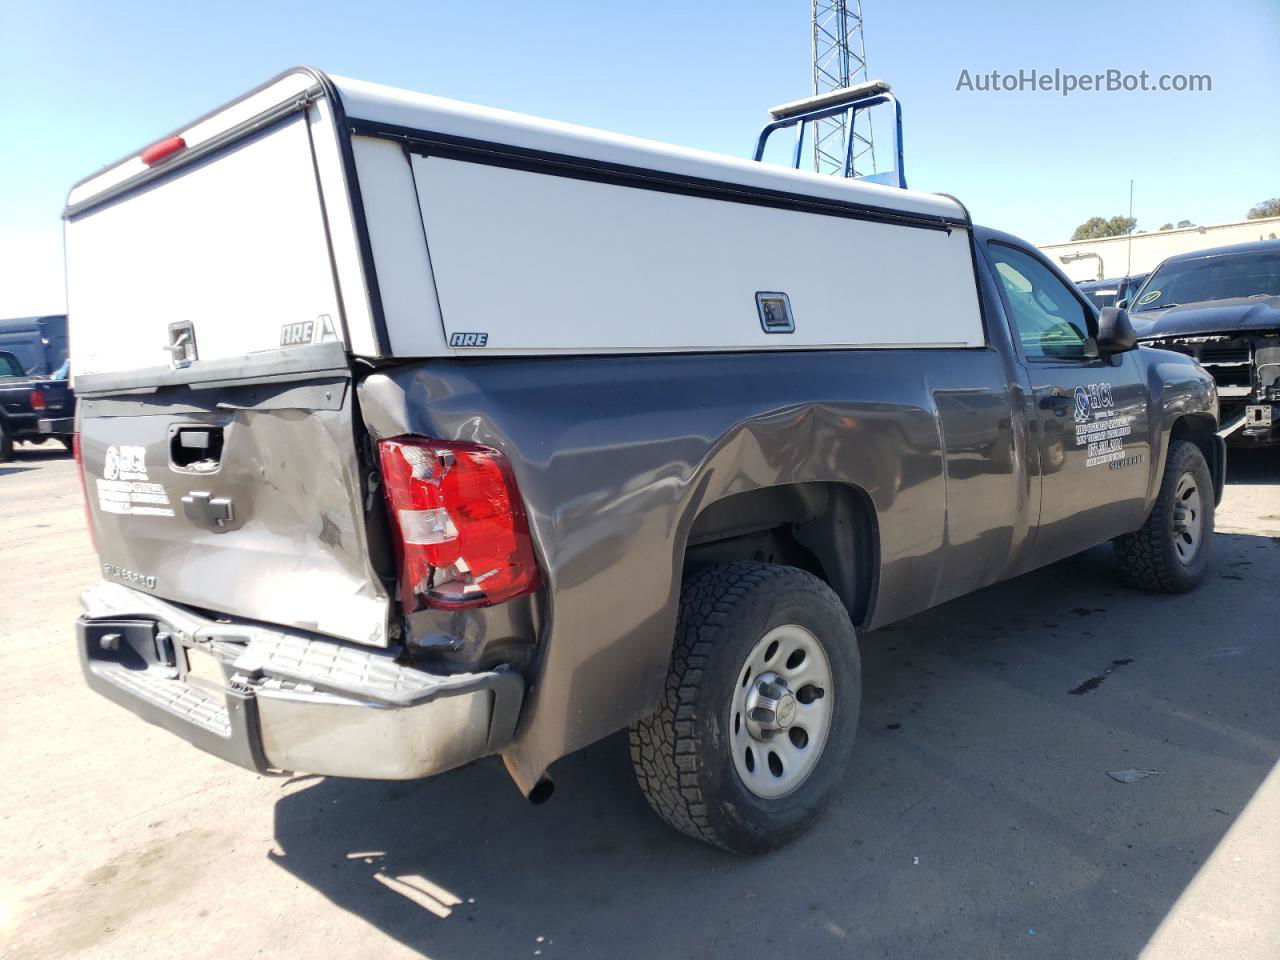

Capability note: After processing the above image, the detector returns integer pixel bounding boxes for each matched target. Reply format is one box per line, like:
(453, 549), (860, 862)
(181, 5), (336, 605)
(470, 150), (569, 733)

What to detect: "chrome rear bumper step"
(78, 581), (523, 780)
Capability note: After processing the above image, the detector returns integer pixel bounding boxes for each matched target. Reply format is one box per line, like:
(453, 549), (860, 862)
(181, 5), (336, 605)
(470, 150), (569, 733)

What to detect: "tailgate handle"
(171, 426), (224, 471)
(182, 491), (234, 530)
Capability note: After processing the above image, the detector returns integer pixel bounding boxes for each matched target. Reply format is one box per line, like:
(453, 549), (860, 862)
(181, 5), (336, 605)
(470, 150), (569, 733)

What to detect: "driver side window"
(989, 243), (1096, 361)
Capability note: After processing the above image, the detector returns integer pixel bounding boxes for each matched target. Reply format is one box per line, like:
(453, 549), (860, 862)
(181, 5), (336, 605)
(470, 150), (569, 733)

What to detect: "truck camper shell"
(66, 67), (984, 387)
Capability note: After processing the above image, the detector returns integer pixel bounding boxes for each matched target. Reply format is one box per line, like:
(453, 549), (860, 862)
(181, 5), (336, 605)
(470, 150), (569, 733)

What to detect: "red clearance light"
(378, 437), (540, 613)
(30, 388), (46, 411)
(140, 135), (187, 166)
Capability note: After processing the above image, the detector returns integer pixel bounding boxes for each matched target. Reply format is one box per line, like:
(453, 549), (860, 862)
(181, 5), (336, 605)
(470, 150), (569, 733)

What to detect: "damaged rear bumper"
(77, 582), (523, 779)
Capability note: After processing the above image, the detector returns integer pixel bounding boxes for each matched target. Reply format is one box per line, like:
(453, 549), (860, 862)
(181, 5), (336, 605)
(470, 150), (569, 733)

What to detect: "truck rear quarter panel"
(359, 346), (1026, 788)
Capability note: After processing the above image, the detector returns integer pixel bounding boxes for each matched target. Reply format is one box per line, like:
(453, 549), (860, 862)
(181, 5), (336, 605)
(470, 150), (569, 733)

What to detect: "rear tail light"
(30, 388), (46, 412)
(378, 437), (539, 612)
(73, 434), (97, 552)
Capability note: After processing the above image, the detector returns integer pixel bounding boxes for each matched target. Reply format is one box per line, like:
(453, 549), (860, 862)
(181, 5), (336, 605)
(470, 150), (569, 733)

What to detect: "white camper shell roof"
(65, 68), (984, 376)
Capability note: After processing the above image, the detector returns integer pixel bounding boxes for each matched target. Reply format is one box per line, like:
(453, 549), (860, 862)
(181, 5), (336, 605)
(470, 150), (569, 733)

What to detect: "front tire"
(1114, 439), (1214, 593)
(629, 561), (861, 853)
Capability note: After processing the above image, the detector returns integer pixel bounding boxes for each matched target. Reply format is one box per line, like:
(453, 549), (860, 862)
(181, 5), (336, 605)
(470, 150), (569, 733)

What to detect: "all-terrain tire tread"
(1113, 440), (1210, 593)
(628, 561), (819, 851)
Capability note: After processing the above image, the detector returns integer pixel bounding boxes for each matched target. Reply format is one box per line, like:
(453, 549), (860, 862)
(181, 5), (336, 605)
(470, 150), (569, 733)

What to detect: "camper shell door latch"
(166, 321), (199, 368)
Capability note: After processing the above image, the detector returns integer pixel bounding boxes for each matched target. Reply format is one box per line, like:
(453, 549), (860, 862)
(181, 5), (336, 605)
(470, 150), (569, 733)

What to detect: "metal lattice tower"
(811, 0), (876, 177)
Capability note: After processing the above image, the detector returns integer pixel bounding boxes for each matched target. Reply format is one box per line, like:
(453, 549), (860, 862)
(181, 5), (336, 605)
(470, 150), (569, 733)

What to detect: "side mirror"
(1097, 306), (1137, 357)
(1116, 298), (1129, 310)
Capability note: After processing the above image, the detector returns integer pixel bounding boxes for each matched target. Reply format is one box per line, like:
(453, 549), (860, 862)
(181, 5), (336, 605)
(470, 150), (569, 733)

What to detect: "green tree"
(1071, 215), (1138, 241)
(1177, 219), (1193, 228)
(1247, 198), (1280, 219)
(1160, 223), (1173, 230)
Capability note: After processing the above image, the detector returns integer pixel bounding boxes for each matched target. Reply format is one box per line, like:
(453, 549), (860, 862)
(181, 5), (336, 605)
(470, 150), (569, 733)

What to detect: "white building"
(1039, 216), (1280, 282)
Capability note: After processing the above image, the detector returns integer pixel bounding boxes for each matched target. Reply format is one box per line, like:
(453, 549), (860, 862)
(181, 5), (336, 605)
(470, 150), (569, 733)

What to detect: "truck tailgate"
(66, 113), (392, 646)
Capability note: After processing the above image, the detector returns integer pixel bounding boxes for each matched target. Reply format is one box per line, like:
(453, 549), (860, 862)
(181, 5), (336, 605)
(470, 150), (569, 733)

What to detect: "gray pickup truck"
(64, 69), (1223, 853)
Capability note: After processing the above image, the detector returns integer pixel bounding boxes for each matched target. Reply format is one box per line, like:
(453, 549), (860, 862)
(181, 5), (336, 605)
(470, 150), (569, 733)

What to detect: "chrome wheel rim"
(730, 624), (834, 800)
(1171, 471), (1204, 565)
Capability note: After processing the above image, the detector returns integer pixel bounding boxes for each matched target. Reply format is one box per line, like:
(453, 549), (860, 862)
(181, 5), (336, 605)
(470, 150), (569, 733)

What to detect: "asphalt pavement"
(2, 441), (1277, 960)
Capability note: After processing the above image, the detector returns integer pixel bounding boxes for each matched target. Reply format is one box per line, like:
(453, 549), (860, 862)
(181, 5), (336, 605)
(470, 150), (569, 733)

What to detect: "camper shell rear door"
(65, 73), (394, 647)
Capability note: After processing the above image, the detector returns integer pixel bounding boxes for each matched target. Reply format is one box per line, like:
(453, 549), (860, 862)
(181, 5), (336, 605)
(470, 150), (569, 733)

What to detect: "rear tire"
(0, 421), (12, 461)
(629, 561), (861, 853)
(1114, 439), (1213, 593)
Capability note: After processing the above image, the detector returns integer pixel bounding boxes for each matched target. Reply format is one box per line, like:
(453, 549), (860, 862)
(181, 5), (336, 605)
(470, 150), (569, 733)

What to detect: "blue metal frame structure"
(752, 89), (906, 189)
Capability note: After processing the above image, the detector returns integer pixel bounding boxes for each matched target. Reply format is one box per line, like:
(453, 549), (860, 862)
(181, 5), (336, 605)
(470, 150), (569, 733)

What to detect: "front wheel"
(1114, 439), (1214, 593)
(629, 562), (861, 853)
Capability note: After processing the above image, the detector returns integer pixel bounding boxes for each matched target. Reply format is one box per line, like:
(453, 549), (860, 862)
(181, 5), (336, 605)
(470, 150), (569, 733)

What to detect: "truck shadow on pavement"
(271, 531), (1280, 960)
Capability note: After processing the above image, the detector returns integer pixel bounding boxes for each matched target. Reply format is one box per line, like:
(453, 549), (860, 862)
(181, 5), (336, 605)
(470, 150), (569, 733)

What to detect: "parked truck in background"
(0, 314), (69, 377)
(0, 350), (75, 459)
(1127, 239), (1280, 445)
(1079, 274), (1148, 310)
(64, 69), (1223, 852)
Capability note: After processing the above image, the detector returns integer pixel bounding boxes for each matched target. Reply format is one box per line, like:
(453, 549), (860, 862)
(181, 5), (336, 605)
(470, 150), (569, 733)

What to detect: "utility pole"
(811, 0), (876, 177)
(1126, 179), (1135, 277)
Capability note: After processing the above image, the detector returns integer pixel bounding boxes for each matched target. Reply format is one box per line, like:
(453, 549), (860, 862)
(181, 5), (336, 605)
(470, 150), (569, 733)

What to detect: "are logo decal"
(450, 332), (489, 348)
(280, 315), (339, 347)
(280, 320), (314, 346)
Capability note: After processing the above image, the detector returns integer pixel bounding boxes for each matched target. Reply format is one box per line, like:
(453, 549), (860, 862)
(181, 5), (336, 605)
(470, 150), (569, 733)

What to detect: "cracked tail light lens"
(378, 437), (539, 612)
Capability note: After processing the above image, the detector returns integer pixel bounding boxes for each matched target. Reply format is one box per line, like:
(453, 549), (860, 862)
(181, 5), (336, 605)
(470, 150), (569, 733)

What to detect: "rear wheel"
(629, 561), (861, 853)
(0, 421), (12, 461)
(1114, 439), (1213, 593)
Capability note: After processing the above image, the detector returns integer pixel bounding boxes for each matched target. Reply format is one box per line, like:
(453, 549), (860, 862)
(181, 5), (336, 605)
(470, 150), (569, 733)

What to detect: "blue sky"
(1, 0), (1277, 315)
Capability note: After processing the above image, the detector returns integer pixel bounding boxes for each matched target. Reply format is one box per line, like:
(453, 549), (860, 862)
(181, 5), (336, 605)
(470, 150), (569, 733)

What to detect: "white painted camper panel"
(308, 100), (381, 358)
(333, 74), (965, 225)
(66, 70), (320, 210)
(411, 156), (984, 354)
(349, 137), (447, 356)
(66, 117), (342, 376)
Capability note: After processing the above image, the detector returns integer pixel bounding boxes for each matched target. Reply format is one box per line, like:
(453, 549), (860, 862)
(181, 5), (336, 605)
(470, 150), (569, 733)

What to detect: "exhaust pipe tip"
(528, 774), (555, 805)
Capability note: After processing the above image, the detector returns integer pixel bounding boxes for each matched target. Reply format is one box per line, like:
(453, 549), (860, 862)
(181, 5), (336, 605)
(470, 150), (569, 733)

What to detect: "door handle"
(1040, 390), (1073, 416)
